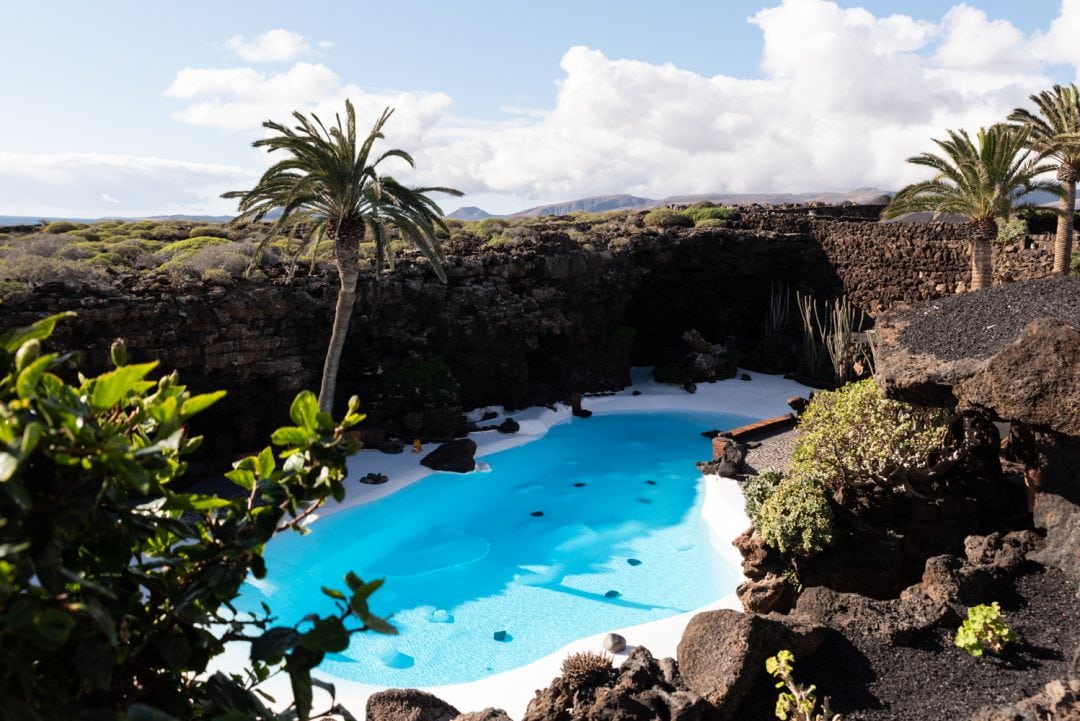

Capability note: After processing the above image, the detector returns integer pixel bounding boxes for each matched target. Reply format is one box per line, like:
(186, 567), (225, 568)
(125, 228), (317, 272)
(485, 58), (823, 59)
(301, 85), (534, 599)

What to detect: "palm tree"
(224, 101), (461, 413)
(1009, 83), (1080, 275)
(884, 125), (1051, 291)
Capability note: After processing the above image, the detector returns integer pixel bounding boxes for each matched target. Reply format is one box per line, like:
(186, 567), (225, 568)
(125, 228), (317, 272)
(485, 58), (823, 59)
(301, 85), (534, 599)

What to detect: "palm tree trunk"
(1054, 176), (1076, 275)
(968, 218), (996, 291)
(318, 221), (364, 414)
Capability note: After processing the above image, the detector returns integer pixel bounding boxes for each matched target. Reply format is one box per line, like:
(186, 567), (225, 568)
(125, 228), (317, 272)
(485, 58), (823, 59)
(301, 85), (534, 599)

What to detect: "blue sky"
(2, 0), (1078, 217)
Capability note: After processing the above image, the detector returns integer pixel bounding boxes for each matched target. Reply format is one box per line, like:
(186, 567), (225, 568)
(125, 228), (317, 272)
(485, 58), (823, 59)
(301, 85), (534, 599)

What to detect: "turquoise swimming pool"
(236, 409), (750, 686)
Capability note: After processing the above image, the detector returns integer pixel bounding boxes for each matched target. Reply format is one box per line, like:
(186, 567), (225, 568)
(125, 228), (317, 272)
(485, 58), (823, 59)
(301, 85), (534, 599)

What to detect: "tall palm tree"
(884, 125), (1051, 291)
(1009, 83), (1080, 275)
(224, 101), (461, 413)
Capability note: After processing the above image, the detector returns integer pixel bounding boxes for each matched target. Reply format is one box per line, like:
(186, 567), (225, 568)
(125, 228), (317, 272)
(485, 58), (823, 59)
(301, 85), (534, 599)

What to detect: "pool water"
(236, 409), (751, 686)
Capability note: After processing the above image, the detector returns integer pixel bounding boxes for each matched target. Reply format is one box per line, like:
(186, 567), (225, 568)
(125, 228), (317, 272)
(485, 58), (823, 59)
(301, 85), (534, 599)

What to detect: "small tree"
(0, 314), (389, 720)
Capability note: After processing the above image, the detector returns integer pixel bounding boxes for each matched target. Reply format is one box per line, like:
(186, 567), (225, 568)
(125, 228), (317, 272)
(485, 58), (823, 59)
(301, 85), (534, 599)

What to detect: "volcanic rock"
(366, 688), (460, 721)
(420, 439), (478, 473)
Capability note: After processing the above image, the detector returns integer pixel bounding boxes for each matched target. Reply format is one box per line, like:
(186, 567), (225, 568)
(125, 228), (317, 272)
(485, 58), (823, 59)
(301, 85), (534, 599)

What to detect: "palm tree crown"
(885, 124), (1052, 290)
(224, 100), (461, 412)
(1009, 83), (1080, 275)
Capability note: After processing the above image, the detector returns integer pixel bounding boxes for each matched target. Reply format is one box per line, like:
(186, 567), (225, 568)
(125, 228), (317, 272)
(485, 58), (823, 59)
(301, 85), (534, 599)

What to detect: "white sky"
(1, 0), (1077, 217)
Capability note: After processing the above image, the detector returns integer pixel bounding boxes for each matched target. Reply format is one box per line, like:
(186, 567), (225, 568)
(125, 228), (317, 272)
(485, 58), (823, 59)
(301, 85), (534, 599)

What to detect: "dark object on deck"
(359, 472), (389, 485)
(420, 439), (477, 473)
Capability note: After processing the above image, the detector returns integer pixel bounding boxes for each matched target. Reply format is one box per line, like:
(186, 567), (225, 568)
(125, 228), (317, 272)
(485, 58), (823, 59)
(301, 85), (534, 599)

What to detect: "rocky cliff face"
(0, 207), (1054, 471)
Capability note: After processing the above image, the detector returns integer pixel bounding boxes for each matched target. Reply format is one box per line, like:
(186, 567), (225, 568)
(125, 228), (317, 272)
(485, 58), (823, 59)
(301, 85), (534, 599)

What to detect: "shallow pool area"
(236, 409), (752, 686)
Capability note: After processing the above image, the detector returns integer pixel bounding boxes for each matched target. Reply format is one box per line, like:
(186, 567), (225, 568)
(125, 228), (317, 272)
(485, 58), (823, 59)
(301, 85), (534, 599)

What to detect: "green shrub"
(791, 379), (948, 490)
(0, 279), (30, 302)
(41, 221), (84, 234)
(188, 224), (228, 239)
(996, 217), (1027, 244)
(766, 650), (840, 721)
(485, 233), (519, 249)
(160, 235), (231, 255)
(643, 208), (693, 228)
(756, 474), (834, 556)
(742, 469), (785, 526)
(0, 255), (109, 288)
(694, 218), (728, 228)
(377, 354), (460, 421)
(1071, 253), (1080, 272)
(201, 267), (233, 284)
(159, 242), (251, 277)
(145, 223), (190, 241)
(685, 205), (735, 223)
(955, 602), (1015, 657)
(0, 315), (386, 719)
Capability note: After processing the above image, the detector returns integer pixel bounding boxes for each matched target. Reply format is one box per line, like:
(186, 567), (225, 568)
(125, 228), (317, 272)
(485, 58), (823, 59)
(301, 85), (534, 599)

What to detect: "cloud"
(0, 153), (255, 217)
(404, 0), (1060, 199)
(157, 0), (1080, 211)
(224, 29), (309, 63)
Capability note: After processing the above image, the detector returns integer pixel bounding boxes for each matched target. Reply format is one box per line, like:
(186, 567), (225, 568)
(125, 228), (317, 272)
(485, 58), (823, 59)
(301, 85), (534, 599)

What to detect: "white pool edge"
(213, 369), (811, 719)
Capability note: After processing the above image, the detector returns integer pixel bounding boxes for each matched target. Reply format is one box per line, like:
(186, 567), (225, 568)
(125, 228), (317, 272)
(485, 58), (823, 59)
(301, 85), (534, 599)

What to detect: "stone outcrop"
(970, 679), (1080, 721)
(521, 646), (707, 721)
(420, 439), (478, 473)
(453, 710), (513, 721)
(366, 688), (460, 721)
(874, 276), (1080, 587)
(676, 610), (826, 720)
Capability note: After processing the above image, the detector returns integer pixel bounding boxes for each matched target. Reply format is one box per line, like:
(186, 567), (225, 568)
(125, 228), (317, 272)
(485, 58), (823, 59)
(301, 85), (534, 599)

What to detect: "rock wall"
(0, 209), (1057, 470)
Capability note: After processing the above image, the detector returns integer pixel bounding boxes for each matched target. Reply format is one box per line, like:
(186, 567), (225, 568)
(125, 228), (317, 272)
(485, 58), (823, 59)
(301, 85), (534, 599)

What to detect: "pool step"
(722, 413), (796, 441)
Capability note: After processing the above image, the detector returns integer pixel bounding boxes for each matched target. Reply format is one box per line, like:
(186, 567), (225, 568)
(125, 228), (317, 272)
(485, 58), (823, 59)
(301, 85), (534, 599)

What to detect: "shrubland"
(0, 314), (389, 720)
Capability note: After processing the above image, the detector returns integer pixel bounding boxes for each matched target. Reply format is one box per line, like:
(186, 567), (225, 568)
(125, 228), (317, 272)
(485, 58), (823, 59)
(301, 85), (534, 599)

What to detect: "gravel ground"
(897, 276), (1080, 361)
(742, 429), (797, 474)
(736, 566), (1080, 720)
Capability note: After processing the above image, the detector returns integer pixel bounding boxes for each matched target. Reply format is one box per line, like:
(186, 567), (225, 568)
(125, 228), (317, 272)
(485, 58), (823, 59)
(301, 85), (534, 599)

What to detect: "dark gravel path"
(898, 276), (1080, 361)
(735, 566), (1080, 720)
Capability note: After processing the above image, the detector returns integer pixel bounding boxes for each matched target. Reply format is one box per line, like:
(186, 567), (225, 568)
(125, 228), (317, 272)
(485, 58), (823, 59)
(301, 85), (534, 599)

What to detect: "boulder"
(420, 439), (478, 473)
(1030, 488), (1080, 590)
(603, 632), (627, 653)
(453, 710), (513, 721)
(366, 689), (460, 721)
(676, 610), (826, 720)
(521, 677), (574, 721)
(790, 584), (953, 644)
(497, 417), (520, 434)
(785, 395), (810, 416)
(732, 529), (781, 580)
(697, 436), (747, 477)
(736, 573), (795, 614)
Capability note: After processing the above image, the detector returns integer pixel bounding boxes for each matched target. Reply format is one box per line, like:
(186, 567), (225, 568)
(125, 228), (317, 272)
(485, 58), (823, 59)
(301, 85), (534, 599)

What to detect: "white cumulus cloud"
(224, 29), (310, 63)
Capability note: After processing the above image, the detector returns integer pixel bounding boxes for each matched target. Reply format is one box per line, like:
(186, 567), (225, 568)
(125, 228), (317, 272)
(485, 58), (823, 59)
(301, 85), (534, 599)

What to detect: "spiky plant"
(884, 124), (1053, 291)
(560, 650), (614, 689)
(1009, 83), (1080, 275)
(223, 101), (461, 413)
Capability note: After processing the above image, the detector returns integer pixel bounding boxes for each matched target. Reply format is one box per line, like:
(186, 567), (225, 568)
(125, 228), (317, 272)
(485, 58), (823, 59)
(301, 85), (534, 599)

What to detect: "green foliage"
(742, 469), (785, 526)
(766, 650), (841, 721)
(376, 354), (460, 421)
(791, 379), (948, 490)
(643, 208), (693, 229)
(41, 221), (84, 234)
(694, 218), (729, 228)
(188, 224), (229, 239)
(159, 235), (232, 259)
(0, 280), (30, 303)
(955, 602), (1015, 657)
(756, 475), (834, 556)
(485, 233), (519, 249)
(996, 217), (1028, 244)
(0, 315), (387, 720)
(1071, 253), (1080, 272)
(685, 205), (734, 222)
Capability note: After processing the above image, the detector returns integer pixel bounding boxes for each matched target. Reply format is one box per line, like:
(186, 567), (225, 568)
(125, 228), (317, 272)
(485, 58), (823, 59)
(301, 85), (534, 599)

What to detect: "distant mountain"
(447, 206), (493, 221)
(0, 213), (233, 226)
(512, 194), (651, 218)
(503, 189), (892, 219)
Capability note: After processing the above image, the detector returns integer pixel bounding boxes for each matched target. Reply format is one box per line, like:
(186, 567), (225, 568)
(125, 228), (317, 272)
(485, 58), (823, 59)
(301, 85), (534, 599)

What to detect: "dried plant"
(766, 283), (791, 335)
(560, 650), (614, 689)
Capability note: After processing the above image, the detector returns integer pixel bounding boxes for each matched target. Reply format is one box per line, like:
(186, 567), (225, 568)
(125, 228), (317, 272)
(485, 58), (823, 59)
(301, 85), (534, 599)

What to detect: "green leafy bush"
(693, 218), (729, 228)
(756, 475), (834, 556)
(995, 217), (1027, 245)
(188, 224), (229, 239)
(41, 221), (84, 234)
(685, 205), (734, 223)
(0, 315), (388, 720)
(159, 235), (232, 258)
(643, 208), (693, 228)
(0, 255), (109, 288)
(376, 353), (460, 422)
(742, 469), (785, 526)
(791, 379), (948, 490)
(766, 650), (840, 721)
(955, 602), (1015, 657)
(0, 280), (30, 302)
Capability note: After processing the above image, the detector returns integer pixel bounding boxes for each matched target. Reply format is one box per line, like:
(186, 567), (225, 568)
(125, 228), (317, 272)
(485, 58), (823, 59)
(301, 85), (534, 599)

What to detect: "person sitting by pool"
(412, 438), (423, 453)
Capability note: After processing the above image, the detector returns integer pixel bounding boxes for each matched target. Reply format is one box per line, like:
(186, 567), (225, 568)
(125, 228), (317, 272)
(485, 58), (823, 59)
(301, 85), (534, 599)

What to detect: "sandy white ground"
(215, 369), (811, 719)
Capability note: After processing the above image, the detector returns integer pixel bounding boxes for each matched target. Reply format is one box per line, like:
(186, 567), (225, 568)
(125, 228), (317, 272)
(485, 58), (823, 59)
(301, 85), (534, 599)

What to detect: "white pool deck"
(214, 369), (811, 718)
